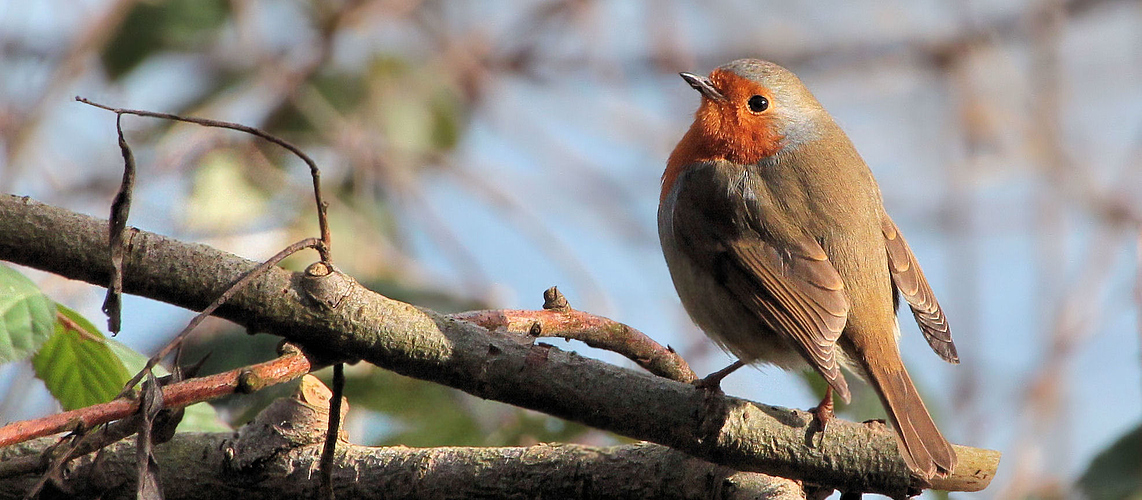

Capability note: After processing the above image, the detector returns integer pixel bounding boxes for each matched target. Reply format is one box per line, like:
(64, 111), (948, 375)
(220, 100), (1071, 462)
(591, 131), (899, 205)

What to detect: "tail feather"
(871, 365), (957, 479)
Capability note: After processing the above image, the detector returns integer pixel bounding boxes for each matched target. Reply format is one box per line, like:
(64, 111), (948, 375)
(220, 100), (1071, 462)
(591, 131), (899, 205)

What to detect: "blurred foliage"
(266, 55), (466, 157)
(338, 365), (590, 447)
(1078, 422), (1142, 500)
(360, 277), (489, 314)
(184, 149), (272, 232)
(101, 0), (231, 79)
(265, 71), (368, 134)
(361, 57), (466, 156)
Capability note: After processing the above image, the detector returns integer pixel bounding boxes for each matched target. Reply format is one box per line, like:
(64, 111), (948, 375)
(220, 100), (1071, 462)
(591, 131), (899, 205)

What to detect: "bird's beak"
(679, 72), (725, 102)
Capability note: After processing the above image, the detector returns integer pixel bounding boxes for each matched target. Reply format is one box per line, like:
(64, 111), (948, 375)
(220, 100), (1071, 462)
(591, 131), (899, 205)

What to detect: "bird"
(658, 58), (960, 480)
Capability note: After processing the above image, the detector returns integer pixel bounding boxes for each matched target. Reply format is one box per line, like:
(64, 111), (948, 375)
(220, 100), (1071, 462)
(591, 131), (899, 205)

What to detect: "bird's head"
(667, 59), (827, 176)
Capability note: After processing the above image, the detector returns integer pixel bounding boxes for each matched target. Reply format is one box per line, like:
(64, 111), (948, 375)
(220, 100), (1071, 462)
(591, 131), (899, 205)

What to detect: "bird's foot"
(808, 386), (835, 433)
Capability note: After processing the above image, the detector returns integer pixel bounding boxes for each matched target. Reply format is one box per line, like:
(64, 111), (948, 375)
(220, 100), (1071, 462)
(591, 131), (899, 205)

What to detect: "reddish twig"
(55, 311), (102, 343)
(0, 344), (315, 449)
(450, 287), (697, 383)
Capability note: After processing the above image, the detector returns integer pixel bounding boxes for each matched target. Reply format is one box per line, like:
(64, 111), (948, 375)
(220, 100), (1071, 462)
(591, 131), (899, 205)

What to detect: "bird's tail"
(865, 345), (957, 479)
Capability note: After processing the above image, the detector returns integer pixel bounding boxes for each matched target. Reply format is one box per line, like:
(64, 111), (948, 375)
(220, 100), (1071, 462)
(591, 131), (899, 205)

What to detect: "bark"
(0, 407), (804, 500)
(1, 376), (801, 499)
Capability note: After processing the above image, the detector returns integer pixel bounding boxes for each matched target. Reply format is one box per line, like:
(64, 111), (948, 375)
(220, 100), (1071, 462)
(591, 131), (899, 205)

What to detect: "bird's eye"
(748, 95), (769, 113)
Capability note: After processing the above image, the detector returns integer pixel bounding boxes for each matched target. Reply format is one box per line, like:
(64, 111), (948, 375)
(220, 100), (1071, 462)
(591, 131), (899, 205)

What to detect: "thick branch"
(0, 194), (999, 497)
(1, 377), (798, 498)
(0, 438), (805, 500)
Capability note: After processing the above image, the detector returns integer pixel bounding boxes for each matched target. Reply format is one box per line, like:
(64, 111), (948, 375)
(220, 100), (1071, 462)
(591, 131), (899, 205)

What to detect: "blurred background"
(2, 0), (1140, 498)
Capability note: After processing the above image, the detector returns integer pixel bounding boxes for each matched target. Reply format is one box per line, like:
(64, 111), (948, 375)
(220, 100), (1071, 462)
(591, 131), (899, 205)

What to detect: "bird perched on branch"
(658, 58), (959, 479)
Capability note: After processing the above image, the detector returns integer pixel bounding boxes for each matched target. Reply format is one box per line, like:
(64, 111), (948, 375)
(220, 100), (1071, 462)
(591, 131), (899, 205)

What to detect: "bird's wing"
(881, 216), (958, 363)
(720, 235), (852, 401)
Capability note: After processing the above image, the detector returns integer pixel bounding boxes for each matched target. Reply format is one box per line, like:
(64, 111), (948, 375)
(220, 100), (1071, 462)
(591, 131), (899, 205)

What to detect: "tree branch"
(0, 379), (802, 500)
(0, 194), (999, 497)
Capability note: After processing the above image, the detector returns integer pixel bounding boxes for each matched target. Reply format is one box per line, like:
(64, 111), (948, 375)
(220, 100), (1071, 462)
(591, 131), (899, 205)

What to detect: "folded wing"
(882, 216), (958, 363)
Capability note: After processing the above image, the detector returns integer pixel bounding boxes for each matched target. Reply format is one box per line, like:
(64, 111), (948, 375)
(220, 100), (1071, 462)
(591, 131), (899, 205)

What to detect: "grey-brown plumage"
(659, 59), (959, 479)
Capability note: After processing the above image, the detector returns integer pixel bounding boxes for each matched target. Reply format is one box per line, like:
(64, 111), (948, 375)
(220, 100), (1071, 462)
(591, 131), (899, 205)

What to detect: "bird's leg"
(695, 359), (746, 391)
(809, 385), (835, 432)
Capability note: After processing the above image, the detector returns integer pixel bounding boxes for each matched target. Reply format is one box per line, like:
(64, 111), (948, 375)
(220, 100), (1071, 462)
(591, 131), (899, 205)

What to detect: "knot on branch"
(542, 286), (570, 312)
(232, 375), (348, 471)
(303, 262), (354, 310)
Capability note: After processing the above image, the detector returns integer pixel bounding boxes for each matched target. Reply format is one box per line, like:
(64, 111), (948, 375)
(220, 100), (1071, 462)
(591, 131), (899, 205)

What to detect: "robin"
(658, 58), (959, 479)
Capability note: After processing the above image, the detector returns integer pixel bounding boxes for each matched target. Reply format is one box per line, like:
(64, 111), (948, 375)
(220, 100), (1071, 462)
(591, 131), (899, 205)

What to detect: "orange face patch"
(661, 69), (785, 201)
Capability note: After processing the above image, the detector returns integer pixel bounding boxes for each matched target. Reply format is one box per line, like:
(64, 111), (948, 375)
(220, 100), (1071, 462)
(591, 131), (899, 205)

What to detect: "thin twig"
(450, 287), (696, 383)
(74, 96), (333, 263)
(72, 96), (341, 497)
(320, 363), (345, 500)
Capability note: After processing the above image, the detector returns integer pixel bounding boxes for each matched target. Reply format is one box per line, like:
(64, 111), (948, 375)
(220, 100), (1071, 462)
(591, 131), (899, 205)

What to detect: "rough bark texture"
(0, 376), (802, 498)
(0, 194), (1000, 497)
(0, 437), (805, 500)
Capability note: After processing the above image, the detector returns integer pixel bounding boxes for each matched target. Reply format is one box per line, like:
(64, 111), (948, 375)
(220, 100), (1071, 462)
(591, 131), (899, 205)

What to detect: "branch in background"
(0, 194), (1000, 497)
(0, 376), (801, 500)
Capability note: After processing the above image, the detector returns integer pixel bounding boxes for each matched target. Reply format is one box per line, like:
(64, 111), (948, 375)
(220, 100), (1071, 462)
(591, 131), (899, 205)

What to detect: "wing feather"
(882, 216), (958, 363)
(724, 237), (852, 401)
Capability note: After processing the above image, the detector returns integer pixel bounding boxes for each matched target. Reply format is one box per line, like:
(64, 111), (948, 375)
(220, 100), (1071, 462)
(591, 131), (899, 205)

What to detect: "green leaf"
(0, 264), (56, 364)
(106, 338), (231, 432)
(1078, 422), (1142, 500)
(32, 304), (131, 410)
